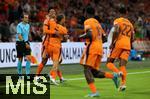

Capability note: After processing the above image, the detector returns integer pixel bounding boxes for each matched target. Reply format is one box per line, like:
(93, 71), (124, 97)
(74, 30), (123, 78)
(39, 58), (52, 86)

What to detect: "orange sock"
(50, 70), (57, 79)
(57, 70), (63, 79)
(88, 83), (97, 93)
(104, 72), (113, 79)
(107, 63), (119, 73)
(120, 66), (127, 85)
(36, 63), (44, 75)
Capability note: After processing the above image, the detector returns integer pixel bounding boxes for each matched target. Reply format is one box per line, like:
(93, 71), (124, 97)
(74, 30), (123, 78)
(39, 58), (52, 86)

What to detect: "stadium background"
(0, 0), (150, 99)
(0, 0), (149, 42)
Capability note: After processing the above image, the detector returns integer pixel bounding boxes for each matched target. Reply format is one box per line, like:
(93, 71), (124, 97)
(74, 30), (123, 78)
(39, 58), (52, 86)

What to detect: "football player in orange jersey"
(48, 14), (68, 84)
(36, 15), (49, 76)
(36, 8), (57, 77)
(42, 9), (67, 85)
(106, 7), (135, 91)
(36, 8), (67, 84)
(79, 6), (120, 97)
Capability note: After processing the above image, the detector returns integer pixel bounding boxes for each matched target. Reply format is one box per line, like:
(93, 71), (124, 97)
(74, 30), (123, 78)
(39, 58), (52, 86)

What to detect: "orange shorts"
(80, 53), (101, 70)
(109, 48), (130, 61)
(46, 45), (61, 61)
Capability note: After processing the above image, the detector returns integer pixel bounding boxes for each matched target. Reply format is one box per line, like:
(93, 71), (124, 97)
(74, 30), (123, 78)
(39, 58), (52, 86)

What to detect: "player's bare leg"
(118, 59), (127, 91)
(36, 57), (48, 75)
(93, 55), (120, 88)
(49, 60), (59, 85)
(57, 58), (66, 83)
(106, 58), (121, 74)
(84, 66), (100, 97)
(57, 68), (66, 83)
(35, 57), (48, 82)
(91, 69), (120, 89)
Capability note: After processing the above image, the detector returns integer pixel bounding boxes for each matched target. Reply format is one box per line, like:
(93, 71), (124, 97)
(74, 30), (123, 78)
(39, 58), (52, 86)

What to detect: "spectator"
(9, 20), (18, 41)
(0, 20), (11, 42)
(135, 17), (147, 40)
(30, 24), (42, 42)
(23, 1), (31, 14)
(0, 0), (149, 42)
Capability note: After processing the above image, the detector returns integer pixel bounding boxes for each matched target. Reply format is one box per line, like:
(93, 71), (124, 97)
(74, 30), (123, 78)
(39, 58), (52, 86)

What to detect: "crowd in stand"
(0, 0), (149, 42)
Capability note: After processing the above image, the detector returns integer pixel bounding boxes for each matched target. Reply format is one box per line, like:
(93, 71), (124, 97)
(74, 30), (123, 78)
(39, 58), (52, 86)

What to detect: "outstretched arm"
(79, 29), (92, 40)
(43, 24), (56, 34)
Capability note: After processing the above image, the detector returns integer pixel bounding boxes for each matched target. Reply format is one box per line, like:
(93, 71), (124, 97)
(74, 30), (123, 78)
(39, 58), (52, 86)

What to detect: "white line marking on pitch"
(0, 70), (150, 88)
(67, 70), (150, 81)
(127, 71), (150, 74)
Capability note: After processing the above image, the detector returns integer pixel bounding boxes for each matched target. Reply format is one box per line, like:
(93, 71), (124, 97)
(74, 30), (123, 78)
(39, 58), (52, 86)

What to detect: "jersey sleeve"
(43, 19), (55, 34)
(113, 19), (121, 27)
(84, 20), (91, 32)
(56, 24), (68, 35)
(43, 25), (56, 34)
(114, 19), (118, 25)
(97, 23), (105, 35)
(93, 19), (105, 39)
(43, 25), (55, 34)
(16, 24), (22, 34)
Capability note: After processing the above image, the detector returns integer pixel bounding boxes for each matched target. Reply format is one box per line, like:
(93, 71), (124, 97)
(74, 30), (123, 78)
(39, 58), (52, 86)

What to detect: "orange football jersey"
(43, 18), (68, 48)
(114, 17), (134, 50)
(84, 18), (105, 55)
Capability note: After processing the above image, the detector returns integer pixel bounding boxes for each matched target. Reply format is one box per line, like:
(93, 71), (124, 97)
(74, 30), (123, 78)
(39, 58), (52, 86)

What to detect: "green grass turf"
(0, 60), (150, 99)
(50, 68), (150, 99)
(0, 60), (150, 75)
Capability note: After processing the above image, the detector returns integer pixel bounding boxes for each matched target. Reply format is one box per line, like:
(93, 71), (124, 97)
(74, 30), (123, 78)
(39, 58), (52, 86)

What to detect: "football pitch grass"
(0, 60), (150, 99)
(51, 68), (150, 99)
(51, 60), (150, 99)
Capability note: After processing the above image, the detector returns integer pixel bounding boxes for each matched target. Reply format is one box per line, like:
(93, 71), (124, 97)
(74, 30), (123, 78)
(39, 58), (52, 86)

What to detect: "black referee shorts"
(16, 41), (31, 58)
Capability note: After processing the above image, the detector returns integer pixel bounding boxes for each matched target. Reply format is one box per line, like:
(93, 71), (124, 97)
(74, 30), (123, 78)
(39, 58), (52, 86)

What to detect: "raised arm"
(109, 24), (120, 48)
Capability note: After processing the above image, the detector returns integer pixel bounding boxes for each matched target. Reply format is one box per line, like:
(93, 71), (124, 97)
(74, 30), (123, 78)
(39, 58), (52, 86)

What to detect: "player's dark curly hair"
(48, 6), (55, 12)
(57, 14), (65, 23)
(20, 12), (29, 19)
